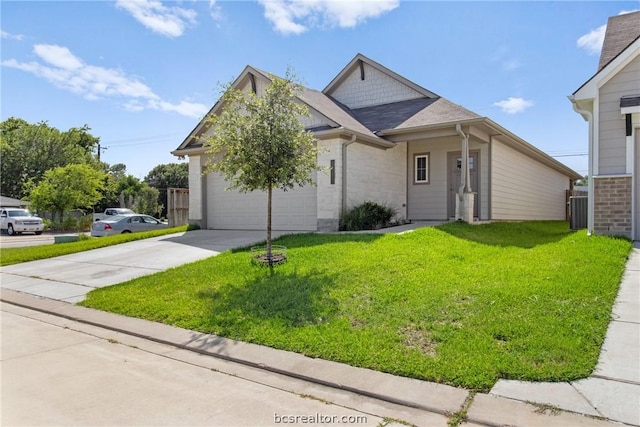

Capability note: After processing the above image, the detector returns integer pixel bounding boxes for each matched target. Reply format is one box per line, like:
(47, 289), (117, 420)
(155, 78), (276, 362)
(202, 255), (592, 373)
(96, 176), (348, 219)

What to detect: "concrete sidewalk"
(1, 231), (638, 426)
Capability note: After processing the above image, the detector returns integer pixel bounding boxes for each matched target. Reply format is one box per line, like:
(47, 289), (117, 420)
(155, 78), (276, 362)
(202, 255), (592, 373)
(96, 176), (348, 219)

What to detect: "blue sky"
(2, 1), (638, 179)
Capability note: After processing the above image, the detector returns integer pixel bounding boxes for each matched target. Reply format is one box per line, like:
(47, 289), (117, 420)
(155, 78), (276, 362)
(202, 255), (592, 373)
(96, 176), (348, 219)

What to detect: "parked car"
(93, 208), (136, 222)
(0, 208), (44, 235)
(91, 214), (168, 237)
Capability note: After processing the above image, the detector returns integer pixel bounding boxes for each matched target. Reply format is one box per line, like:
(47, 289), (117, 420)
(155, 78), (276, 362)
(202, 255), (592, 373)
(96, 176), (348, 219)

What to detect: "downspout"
(455, 124), (470, 200)
(570, 98), (594, 236)
(341, 134), (357, 215)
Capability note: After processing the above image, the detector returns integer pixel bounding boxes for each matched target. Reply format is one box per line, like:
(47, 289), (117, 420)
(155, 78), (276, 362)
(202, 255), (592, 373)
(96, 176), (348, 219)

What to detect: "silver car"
(91, 214), (168, 237)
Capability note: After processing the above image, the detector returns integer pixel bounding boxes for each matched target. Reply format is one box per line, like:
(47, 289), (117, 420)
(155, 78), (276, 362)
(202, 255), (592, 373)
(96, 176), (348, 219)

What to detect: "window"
(456, 157), (475, 171)
(414, 154), (429, 184)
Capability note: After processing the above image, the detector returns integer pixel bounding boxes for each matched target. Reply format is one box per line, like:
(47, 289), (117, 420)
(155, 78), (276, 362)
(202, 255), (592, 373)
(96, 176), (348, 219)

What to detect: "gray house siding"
(598, 54), (640, 174)
(491, 140), (570, 220)
(406, 137), (489, 220)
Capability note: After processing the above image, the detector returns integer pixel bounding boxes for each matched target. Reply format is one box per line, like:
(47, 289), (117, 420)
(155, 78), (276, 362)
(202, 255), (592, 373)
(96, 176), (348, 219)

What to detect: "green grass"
(0, 226), (189, 266)
(79, 221), (632, 390)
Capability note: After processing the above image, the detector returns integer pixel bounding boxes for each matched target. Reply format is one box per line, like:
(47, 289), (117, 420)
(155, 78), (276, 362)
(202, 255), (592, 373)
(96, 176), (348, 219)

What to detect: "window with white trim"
(414, 154), (429, 184)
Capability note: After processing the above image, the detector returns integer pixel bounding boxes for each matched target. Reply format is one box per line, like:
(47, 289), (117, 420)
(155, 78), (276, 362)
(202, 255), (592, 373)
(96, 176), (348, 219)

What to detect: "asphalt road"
(0, 232), (58, 248)
(1, 302), (412, 426)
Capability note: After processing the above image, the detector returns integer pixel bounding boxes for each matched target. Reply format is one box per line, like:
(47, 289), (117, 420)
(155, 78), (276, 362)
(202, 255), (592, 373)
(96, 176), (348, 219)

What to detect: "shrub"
(340, 201), (396, 231)
(45, 213), (92, 231)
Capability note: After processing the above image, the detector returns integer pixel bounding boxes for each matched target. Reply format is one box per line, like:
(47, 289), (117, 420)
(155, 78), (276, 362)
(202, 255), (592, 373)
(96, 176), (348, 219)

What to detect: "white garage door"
(206, 172), (317, 231)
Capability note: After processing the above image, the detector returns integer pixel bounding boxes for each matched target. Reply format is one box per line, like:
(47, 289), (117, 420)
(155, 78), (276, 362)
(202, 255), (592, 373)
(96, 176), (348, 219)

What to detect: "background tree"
(144, 162), (188, 217)
(27, 164), (105, 221)
(94, 163), (124, 212)
(116, 175), (144, 208)
(0, 118), (99, 199)
(574, 175), (589, 187)
(132, 185), (163, 217)
(203, 70), (320, 266)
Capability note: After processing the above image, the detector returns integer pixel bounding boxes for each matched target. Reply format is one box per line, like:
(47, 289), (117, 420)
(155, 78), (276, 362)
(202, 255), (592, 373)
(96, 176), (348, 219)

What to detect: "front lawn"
(79, 221), (632, 390)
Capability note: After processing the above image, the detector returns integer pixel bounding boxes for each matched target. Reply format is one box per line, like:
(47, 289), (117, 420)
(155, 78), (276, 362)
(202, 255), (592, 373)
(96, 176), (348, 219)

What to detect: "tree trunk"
(267, 184), (273, 269)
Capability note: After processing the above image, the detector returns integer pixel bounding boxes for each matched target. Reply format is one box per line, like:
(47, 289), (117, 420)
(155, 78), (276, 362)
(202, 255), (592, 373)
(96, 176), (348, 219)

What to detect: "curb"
(0, 288), (468, 417)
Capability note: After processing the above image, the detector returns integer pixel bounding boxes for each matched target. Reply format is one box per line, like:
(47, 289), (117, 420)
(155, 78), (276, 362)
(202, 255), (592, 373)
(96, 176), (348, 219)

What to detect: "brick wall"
(594, 176), (632, 237)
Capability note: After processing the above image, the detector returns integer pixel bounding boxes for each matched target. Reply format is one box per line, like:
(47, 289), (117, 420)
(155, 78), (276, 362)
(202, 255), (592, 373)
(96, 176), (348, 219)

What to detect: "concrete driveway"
(0, 230), (288, 303)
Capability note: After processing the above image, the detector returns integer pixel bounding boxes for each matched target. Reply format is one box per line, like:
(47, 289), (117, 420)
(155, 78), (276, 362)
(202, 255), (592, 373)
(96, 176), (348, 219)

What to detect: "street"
(0, 302), (427, 426)
(0, 232), (57, 248)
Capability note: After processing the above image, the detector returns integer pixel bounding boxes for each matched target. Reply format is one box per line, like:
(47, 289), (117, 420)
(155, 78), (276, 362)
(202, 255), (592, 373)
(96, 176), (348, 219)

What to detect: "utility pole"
(97, 141), (107, 161)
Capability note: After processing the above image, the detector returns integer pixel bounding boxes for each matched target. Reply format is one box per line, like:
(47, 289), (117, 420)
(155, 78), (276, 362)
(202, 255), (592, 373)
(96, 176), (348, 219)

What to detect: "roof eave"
(380, 117), (580, 179)
(482, 119), (582, 180)
(315, 127), (395, 149)
(173, 65), (273, 152)
(376, 117), (485, 137)
(573, 37), (640, 99)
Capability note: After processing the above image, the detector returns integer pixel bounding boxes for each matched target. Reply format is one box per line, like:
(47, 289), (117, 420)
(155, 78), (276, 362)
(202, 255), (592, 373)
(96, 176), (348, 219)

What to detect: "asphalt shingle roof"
(393, 98), (481, 129)
(297, 87), (380, 138)
(598, 11), (640, 72)
(350, 98), (438, 132)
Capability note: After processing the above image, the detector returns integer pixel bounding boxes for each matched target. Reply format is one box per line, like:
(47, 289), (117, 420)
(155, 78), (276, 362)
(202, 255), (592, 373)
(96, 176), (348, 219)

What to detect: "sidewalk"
(1, 234), (638, 426)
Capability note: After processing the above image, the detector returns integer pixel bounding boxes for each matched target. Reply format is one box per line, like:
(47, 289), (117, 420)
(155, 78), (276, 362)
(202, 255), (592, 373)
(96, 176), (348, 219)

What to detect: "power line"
(551, 153), (588, 157)
(101, 133), (184, 146)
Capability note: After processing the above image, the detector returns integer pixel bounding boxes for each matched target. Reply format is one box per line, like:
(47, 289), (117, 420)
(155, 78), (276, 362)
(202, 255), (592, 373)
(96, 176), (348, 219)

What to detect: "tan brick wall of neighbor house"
(594, 176), (632, 237)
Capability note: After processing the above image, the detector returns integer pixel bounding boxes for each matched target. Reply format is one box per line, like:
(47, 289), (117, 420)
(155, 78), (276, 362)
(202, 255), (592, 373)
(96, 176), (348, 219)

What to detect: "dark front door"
(448, 151), (479, 219)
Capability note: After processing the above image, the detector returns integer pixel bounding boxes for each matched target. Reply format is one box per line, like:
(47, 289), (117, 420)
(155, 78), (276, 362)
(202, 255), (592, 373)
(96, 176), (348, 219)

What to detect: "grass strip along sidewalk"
(78, 221), (631, 391)
(0, 226), (189, 266)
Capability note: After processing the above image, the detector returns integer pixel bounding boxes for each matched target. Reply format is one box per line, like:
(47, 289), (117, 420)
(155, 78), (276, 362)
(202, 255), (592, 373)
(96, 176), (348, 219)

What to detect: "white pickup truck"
(0, 208), (45, 235)
(93, 208), (135, 222)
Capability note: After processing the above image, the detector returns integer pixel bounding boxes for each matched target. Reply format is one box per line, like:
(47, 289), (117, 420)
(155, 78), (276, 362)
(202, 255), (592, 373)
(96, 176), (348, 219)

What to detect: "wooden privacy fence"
(167, 188), (189, 228)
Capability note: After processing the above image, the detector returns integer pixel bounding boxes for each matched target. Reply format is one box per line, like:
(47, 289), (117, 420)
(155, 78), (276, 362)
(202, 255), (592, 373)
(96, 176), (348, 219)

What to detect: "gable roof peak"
(323, 53), (439, 99)
(598, 11), (640, 72)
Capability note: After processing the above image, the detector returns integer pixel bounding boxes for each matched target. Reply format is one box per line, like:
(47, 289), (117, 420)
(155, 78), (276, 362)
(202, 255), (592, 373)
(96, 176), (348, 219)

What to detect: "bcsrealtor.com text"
(274, 413), (368, 424)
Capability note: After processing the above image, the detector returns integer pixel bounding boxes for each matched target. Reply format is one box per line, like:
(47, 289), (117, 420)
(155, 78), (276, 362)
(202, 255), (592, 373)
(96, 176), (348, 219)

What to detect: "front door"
(448, 151), (480, 219)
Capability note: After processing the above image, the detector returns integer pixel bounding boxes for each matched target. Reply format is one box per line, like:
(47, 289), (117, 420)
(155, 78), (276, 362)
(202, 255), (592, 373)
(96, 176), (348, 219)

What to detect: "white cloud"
(577, 24), (606, 55)
(2, 44), (208, 118)
(1, 30), (24, 41)
(115, 0), (197, 37)
(209, 0), (223, 20)
(33, 44), (83, 70)
(577, 9), (639, 55)
(258, 0), (399, 35)
(493, 97), (534, 114)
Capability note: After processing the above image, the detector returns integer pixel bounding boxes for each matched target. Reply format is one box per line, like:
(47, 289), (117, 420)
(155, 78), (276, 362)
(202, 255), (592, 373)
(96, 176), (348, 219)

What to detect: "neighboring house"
(0, 196), (29, 208)
(174, 54), (580, 231)
(570, 11), (640, 240)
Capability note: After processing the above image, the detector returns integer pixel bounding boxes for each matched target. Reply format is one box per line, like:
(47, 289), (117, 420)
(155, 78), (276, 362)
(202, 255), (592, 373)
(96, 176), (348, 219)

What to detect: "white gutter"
(455, 124), (471, 200)
(342, 134), (357, 213)
(569, 96), (594, 236)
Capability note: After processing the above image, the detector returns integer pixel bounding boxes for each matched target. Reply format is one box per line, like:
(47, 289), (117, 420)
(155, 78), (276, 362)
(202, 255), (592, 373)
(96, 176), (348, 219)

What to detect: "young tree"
(27, 164), (105, 220)
(203, 70), (320, 266)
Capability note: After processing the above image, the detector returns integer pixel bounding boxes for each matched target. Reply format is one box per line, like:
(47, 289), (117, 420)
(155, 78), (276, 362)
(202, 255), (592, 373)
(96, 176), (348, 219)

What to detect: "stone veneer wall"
(594, 176), (632, 237)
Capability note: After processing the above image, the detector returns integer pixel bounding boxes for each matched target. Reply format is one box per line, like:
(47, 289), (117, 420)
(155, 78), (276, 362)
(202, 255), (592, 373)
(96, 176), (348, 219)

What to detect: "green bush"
(340, 201), (396, 231)
(45, 213), (93, 231)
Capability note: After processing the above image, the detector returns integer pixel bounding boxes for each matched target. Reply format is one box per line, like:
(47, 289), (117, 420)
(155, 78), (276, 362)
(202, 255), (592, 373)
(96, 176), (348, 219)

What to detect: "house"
(0, 196), (29, 208)
(569, 11), (640, 240)
(173, 54), (580, 232)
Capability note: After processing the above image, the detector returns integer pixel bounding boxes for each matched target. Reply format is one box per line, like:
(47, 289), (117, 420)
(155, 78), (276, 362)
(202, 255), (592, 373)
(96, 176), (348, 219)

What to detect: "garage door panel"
(207, 173), (317, 230)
